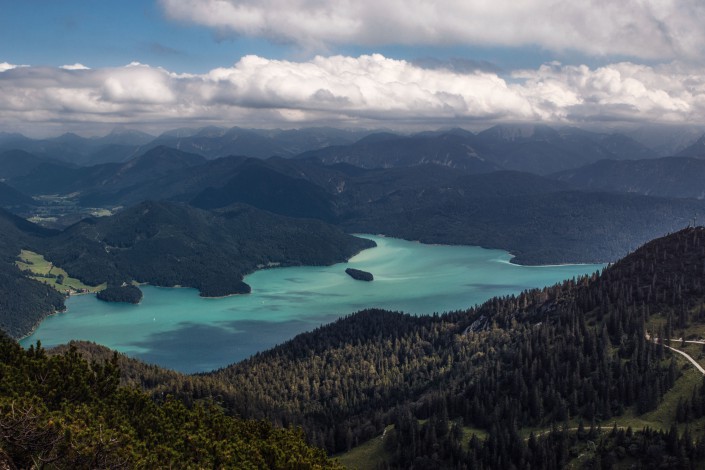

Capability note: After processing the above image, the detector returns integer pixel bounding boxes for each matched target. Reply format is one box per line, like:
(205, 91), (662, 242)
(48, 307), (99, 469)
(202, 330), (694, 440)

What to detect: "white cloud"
(159, 0), (705, 61)
(1, 55), (705, 135)
(514, 62), (701, 123)
(60, 63), (90, 70)
(0, 62), (28, 72)
(101, 65), (176, 104)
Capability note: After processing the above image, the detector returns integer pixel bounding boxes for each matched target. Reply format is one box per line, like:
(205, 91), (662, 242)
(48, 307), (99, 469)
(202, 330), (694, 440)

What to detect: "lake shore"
(20, 235), (604, 373)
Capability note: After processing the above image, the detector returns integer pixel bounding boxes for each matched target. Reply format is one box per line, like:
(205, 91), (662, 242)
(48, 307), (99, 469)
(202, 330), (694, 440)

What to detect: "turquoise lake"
(21, 235), (604, 373)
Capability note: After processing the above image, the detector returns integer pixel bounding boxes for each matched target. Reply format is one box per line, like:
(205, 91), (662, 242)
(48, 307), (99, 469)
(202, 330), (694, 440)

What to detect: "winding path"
(645, 333), (705, 375)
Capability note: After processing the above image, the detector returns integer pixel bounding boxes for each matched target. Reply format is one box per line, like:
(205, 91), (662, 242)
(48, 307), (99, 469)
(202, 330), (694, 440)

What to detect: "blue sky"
(0, 0), (599, 72)
(0, 0), (281, 72)
(1, 0), (704, 136)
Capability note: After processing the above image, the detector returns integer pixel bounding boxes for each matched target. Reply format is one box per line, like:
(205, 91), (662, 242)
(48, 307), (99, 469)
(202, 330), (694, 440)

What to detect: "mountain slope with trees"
(0, 201), (374, 339)
(0, 181), (34, 208)
(35, 201), (374, 298)
(21, 227), (705, 468)
(0, 209), (64, 338)
(552, 157), (705, 199)
(0, 332), (341, 469)
(18, 148), (702, 266)
(172, 227), (705, 467)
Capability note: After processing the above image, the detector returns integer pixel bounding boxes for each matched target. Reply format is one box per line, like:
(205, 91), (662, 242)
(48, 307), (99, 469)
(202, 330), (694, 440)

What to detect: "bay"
(20, 235), (604, 373)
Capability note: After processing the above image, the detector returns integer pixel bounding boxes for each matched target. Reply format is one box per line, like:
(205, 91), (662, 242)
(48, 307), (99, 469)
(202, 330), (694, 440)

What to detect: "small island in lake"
(96, 285), (144, 304)
(345, 268), (374, 282)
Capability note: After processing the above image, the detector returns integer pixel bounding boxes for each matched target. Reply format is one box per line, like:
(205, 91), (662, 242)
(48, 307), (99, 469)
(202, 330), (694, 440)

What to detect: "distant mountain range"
(677, 134), (705, 157)
(3, 143), (705, 265)
(147, 126), (371, 159)
(2, 124), (703, 173)
(0, 126), (373, 166)
(1, 122), (704, 273)
(7, 146), (206, 200)
(298, 124), (663, 174)
(552, 157), (705, 199)
(0, 129), (152, 166)
(625, 124), (705, 157)
(0, 181), (34, 208)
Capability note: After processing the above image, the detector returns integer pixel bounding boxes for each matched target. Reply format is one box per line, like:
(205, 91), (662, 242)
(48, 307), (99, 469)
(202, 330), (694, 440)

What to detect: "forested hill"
(36, 201), (374, 297)
(0, 181), (34, 208)
(0, 209), (64, 338)
(0, 332), (341, 468)
(177, 227), (705, 468)
(0, 201), (374, 339)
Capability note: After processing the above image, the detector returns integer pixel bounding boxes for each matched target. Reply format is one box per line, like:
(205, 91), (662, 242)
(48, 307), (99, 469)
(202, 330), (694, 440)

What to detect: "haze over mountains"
(2, 123), (703, 169)
(298, 125), (663, 175)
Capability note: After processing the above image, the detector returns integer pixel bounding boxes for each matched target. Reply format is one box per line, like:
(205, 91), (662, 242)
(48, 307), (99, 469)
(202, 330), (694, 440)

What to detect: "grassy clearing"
(612, 366), (700, 432)
(338, 420), (488, 469)
(679, 342), (705, 369)
(461, 426), (488, 445)
(523, 356), (704, 441)
(15, 249), (105, 294)
(336, 425), (393, 470)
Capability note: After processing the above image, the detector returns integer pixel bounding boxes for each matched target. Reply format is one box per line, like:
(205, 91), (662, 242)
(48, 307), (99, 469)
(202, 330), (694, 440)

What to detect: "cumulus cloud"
(159, 0), (705, 61)
(60, 63), (90, 70)
(1, 55), (705, 135)
(0, 62), (27, 72)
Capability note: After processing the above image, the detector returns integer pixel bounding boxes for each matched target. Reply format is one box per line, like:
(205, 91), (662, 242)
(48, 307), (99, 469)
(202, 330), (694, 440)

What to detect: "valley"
(1, 124), (705, 468)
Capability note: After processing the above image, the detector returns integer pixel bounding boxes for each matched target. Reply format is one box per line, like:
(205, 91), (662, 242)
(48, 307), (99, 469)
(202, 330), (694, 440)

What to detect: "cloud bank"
(160, 0), (705, 61)
(1, 55), (704, 135)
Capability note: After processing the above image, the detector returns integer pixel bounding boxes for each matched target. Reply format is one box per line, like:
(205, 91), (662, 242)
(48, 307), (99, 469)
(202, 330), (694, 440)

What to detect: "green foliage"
(0, 333), (341, 469)
(345, 268), (373, 281)
(96, 285), (143, 304)
(120, 227), (705, 468)
(37, 201), (375, 298)
(0, 210), (65, 339)
(0, 200), (374, 338)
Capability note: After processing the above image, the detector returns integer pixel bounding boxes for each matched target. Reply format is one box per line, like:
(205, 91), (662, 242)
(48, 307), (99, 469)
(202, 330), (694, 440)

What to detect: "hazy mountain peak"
(50, 132), (86, 143)
(196, 126), (229, 138)
(479, 123), (557, 141)
(0, 131), (28, 142)
(677, 133), (705, 158)
(354, 132), (402, 144)
(119, 146), (206, 173)
(98, 128), (155, 145)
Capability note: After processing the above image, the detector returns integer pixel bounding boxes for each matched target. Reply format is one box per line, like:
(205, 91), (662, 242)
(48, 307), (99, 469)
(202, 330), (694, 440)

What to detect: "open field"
(15, 249), (105, 294)
(336, 425), (394, 470)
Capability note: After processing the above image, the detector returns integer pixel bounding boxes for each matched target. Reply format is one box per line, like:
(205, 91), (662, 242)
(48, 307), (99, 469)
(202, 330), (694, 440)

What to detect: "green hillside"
(0, 332), (341, 468)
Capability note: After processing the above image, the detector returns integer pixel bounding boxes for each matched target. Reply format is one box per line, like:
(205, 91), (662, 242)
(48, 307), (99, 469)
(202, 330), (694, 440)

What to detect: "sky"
(1, 0), (705, 137)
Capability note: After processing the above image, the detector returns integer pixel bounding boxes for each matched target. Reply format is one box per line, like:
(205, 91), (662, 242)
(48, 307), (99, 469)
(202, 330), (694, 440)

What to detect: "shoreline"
(14, 237), (604, 371)
(17, 305), (67, 343)
(354, 232), (609, 268)
(15, 237), (601, 351)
